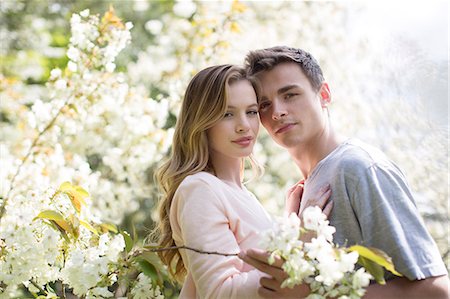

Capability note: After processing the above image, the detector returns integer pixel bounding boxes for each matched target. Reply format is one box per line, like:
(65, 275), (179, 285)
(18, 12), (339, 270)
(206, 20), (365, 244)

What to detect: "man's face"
(257, 62), (330, 149)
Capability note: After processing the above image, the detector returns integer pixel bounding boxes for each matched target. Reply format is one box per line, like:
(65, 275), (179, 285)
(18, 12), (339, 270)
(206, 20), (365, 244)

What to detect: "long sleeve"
(170, 173), (270, 299)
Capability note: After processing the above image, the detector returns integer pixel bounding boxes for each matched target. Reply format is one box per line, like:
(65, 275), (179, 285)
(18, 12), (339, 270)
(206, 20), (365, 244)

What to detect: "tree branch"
(139, 245), (239, 257)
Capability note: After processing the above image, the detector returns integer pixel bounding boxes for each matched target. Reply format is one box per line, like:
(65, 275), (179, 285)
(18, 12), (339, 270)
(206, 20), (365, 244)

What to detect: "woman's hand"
(299, 184), (332, 219)
(285, 180), (304, 215)
(238, 248), (310, 298)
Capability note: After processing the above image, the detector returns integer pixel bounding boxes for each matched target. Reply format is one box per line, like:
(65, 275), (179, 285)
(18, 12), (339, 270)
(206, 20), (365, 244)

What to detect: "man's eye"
(259, 102), (270, 110)
(285, 93), (298, 100)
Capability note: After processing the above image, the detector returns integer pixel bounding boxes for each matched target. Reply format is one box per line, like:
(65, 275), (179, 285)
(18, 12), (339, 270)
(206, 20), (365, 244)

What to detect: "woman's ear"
(319, 82), (331, 107)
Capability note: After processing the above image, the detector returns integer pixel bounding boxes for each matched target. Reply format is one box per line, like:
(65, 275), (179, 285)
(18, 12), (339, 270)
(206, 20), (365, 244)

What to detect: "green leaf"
(348, 245), (403, 281)
(138, 259), (159, 282)
(121, 231), (133, 253)
(139, 251), (165, 285)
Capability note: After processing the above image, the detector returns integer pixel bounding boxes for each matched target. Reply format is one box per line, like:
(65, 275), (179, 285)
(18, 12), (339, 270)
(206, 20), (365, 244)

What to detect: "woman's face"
(207, 80), (259, 162)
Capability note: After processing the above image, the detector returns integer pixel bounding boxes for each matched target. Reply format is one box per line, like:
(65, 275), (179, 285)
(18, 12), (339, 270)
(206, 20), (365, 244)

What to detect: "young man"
(239, 46), (449, 298)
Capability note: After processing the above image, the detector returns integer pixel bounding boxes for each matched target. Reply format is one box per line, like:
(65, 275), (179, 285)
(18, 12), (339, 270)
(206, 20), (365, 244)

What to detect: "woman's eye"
(247, 110), (258, 116)
(223, 112), (233, 118)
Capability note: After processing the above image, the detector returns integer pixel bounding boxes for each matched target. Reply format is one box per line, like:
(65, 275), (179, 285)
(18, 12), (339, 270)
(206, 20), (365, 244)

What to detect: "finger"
(322, 198), (333, 217)
(290, 183), (304, 199)
(240, 248), (273, 264)
(258, 286), (278, 298)
(247, 248), (285, 268)
(240, 254), (286, 278)
(260, 276), (284, 291)
(285, 184), (302, 215)
(316, 189), (331, 210)
(301, 185), (331, 212)
(286, 180), (304, 197)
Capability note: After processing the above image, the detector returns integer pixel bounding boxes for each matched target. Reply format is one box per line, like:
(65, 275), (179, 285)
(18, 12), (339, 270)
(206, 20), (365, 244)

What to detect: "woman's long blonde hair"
(154, 64), (262, 281)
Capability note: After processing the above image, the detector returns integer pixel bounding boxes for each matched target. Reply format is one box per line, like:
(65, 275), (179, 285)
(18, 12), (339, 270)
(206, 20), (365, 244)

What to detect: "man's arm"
(239, 248), (450, 299)
(365, 275), (449, 299)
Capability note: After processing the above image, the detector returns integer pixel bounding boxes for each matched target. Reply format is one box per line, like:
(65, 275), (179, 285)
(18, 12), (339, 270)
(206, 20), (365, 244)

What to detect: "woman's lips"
(232, 137), (253, 146)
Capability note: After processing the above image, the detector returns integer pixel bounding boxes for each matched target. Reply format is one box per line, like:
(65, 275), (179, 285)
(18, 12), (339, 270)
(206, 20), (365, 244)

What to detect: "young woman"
(155, 64), (330, 298)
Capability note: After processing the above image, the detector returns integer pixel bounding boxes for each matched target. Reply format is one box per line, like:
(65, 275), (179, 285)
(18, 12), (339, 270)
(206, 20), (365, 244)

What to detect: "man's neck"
(289, 130), (344, 179)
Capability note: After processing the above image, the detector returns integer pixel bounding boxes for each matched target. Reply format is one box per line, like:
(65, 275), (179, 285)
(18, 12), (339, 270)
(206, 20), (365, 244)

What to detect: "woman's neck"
(209, 154), (243, 188)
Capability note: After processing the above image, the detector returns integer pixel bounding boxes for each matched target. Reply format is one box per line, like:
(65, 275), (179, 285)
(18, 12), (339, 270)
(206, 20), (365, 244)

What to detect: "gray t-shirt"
(300, 139), (447, 280)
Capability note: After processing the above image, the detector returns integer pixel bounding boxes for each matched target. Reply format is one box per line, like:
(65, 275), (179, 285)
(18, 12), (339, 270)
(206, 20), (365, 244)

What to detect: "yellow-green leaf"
(59, 181), (72, 191)
(348, 245), (403, 277)
(100, 223), (118, 233)
(75, 186), (89, 197)
(34, 210), (71, 232)
(80, 220), (98, 235)
(34, 210), (64, 222)
(358, 255), (386, 284)
(58, 181), (89, 213)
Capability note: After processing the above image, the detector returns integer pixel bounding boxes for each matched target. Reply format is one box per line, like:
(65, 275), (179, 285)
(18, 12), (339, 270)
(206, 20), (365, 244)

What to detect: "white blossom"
(261, 207), (373, 298)
(130, 273), (164, 299)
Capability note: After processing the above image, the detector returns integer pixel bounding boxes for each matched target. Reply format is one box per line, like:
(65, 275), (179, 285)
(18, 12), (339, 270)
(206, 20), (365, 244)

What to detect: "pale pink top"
(170, 172), (273, 299)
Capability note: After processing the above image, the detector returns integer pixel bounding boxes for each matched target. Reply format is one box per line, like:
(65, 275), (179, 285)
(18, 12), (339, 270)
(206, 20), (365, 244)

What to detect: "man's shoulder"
(331, 139), (393, 172)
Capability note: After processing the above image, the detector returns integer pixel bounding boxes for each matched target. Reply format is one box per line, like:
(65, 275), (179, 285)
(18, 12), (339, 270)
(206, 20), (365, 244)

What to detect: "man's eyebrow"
(277, 84), (300, 95)
(259, 84), (301, 101)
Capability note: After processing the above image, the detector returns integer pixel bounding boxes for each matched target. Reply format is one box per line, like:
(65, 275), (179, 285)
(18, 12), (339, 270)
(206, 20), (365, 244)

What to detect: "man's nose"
(272, 101), (287, 120)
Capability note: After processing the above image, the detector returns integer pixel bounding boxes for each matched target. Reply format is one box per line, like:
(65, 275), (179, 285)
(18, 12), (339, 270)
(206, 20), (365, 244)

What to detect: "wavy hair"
(154, 64), (262, 281)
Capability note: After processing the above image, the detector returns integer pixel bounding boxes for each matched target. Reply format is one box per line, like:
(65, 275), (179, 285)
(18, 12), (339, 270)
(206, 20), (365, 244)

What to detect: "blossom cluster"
(0, 184), (125, 298)
(260, 207), (373, 299)
(68, 8), (133, 73)
(1, 8), (169, 297)
(130, 273), (164, 299)
(1, 8), (171, 225)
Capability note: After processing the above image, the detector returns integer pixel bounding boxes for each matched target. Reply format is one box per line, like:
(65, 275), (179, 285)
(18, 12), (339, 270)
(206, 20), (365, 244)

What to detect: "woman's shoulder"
(180, 171), (220, 187)
(173, 172), (225, 212)
(176, 172), (227, 196)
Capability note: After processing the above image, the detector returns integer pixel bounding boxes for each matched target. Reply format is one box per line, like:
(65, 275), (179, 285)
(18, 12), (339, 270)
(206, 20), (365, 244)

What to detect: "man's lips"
(275, 123), (296, 134)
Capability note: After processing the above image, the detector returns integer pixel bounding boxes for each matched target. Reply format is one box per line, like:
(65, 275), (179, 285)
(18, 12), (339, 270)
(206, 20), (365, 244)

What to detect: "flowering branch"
(0, 97), (72, 220)
(28, 279), (48, 296)
(135, 245), (239, 257)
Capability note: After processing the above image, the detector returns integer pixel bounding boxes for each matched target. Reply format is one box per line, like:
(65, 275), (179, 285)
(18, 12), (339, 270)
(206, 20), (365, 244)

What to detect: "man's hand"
(239, 248), (310, 298)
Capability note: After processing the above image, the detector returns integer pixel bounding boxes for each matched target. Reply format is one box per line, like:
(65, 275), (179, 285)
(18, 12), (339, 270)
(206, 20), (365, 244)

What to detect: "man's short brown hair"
(245, 46), (325, 91)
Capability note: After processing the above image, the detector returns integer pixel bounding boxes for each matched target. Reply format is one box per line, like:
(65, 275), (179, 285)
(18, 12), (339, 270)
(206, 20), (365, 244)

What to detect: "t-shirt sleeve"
(350, 163), (447, 280)
(171, 177), (265, 299)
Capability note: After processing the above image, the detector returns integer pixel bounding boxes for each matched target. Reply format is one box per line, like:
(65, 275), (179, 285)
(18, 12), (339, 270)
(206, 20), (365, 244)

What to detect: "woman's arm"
(171, 177), (265, 298)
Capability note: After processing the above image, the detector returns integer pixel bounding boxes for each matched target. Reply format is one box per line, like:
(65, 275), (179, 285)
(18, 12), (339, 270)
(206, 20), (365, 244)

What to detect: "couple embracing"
(153, 46), (449, 299)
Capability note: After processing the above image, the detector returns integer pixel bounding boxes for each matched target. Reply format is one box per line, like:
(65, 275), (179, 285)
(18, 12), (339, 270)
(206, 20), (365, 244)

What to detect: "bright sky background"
(346, 0), (448, 127)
